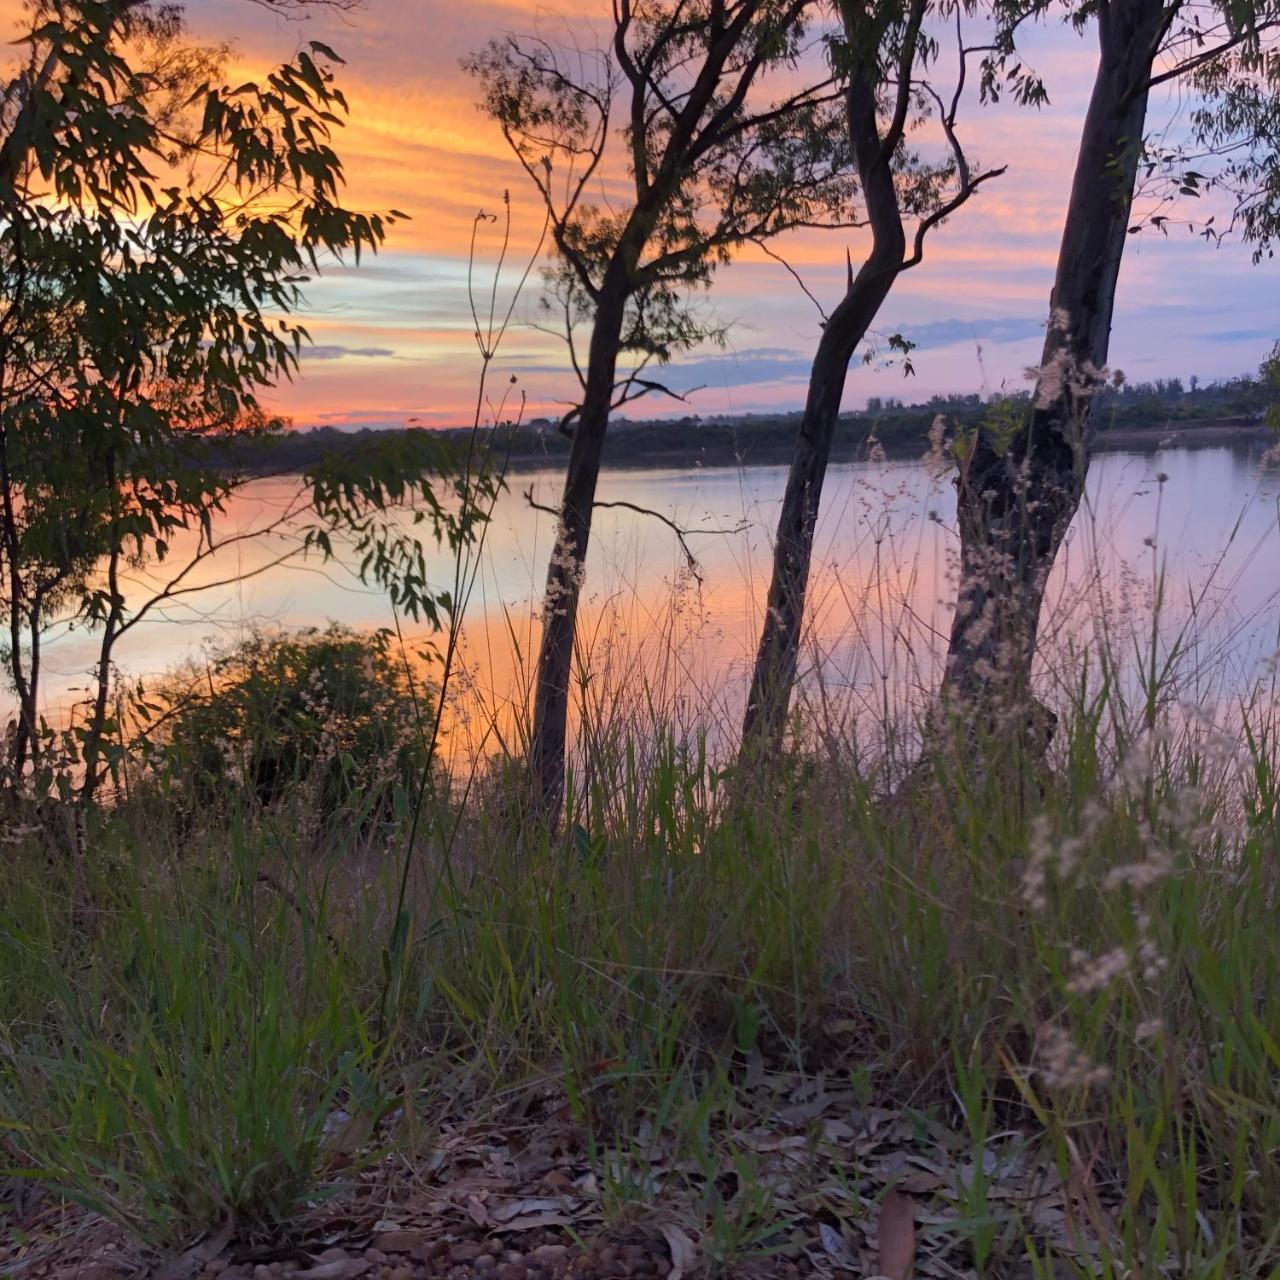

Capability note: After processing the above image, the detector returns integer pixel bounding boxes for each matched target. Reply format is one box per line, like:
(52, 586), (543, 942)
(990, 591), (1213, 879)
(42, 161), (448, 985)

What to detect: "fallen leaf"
(777, 1092), (833, 1124)
(370, 1231), (427, 1254)
(154, 1217), (235, 1280)
(494, 1212), (577, 1232)
(660, 1223), (698, 1280)
(819, 1222), (854, 1264)
(490, 1197), (575, 1223)
(877, 1190), (916, 1280)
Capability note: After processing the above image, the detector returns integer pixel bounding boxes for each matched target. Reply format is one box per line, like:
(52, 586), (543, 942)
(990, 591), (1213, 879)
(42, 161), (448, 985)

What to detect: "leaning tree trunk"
(943, 0), (1168, 720)
(527, 280), (629, 814)
(742, 71), (906, 757)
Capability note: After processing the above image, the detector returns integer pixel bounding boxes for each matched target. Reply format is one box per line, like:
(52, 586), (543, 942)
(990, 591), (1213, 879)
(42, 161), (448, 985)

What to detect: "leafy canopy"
(0, 1), (497, 793)
(466, 1), (859, 414)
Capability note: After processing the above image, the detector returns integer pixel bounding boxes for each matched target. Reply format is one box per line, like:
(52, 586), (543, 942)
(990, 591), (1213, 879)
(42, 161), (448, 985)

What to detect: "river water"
(15, 442), (1280, 754)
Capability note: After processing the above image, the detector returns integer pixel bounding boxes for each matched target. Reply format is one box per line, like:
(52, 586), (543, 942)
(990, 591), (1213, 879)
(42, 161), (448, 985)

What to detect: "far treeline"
(217, 368), (1280, 473)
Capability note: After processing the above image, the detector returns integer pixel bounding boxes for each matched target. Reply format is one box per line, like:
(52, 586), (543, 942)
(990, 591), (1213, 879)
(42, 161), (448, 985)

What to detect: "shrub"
(140, 625), (434, 826)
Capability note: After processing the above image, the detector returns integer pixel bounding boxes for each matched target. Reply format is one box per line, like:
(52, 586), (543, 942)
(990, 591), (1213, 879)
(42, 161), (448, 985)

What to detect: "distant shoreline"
(1092, 419), (1273, 452)
(209, 412), (1276, 480)
(495, 416), (1275, 473)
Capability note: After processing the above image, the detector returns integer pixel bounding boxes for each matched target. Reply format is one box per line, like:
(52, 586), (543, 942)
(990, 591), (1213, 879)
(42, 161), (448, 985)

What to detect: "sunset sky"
(170, 1), (1278, 429)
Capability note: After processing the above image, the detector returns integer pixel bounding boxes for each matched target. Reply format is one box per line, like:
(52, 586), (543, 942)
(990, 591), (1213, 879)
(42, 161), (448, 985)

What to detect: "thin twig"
(524, 488), (746, 584)
(750, 237), (829, 323)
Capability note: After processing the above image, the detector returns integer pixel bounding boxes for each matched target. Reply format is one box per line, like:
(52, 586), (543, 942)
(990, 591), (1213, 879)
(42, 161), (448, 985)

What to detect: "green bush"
(140, 625), (434, 825)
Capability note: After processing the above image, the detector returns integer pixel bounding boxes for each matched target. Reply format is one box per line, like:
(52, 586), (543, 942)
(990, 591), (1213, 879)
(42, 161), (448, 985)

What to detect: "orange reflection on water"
(15, 448), (1280, 768)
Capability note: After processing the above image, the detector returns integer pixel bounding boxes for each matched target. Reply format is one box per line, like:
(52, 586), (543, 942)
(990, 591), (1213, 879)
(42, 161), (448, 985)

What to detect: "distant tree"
(0, 1), (487, 803)
(1265, 342), (1280, 428)
(944, 0), (1280, 723)
(468, 0), (859, 812)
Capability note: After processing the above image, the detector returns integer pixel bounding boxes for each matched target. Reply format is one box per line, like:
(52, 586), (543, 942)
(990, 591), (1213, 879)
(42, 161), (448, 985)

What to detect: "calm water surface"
(19, 443), (1280, 751)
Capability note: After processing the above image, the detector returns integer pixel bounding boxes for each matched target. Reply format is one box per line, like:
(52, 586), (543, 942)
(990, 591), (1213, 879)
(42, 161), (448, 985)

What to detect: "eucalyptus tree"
(0, 1), (483, 801)
(943, 0), (1280, 723)
(468, 0), (860, 812)
(741, 0), (1026, 753)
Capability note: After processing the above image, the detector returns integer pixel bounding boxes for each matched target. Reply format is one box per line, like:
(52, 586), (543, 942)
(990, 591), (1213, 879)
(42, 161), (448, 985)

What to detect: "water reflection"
(14, 444), (1280, 753)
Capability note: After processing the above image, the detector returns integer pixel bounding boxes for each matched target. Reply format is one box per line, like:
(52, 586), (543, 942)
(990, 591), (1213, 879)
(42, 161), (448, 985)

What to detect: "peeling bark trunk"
(742, 70), (906, 756)
(943, 0), (1168, 719)
(527, 280), (629, 813)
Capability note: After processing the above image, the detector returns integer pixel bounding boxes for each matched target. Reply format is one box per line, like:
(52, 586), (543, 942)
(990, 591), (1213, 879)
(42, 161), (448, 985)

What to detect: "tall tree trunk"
(528, 281), (629, 812)
(742, 69), (906, 756)
(943, 0), (1168, 719)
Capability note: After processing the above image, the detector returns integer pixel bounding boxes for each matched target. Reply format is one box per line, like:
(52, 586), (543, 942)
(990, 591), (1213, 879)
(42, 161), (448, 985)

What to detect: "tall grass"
(2, 603), (1278, 1274)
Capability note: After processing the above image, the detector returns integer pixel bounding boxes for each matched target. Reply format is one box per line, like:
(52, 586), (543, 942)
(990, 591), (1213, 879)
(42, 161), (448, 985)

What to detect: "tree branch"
(880, 0), (929, 162)
(524, 488), (746, 583)
(1142, 19), (1280, 96)
(902, 164), (1006, 269)
(750, 237), (829, 323)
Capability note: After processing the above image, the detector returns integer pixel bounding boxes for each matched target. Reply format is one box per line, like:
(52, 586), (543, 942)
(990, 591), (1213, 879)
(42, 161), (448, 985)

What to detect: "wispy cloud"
(503, 347), (816, 392)
(627, 347), (816, 392)
(300, 345), (398, 362)
(1202, 328), (1277, 344)
(899, 317), (1045, 350)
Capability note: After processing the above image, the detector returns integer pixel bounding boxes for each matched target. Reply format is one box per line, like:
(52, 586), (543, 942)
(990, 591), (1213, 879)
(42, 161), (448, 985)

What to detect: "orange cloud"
(2, 0), (1271, 427)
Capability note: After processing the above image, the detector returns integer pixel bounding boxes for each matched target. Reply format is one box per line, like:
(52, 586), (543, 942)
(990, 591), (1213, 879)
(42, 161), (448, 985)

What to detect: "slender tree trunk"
(742, 69), (906, 755)
(943, 0), (1167, 718)
(0, 429), (37, 780)
(81, 451), (123, 808)
(81, 548), (122, 808)
(528, 280), (629, 812)
(22, 598), (41, 768)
